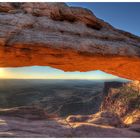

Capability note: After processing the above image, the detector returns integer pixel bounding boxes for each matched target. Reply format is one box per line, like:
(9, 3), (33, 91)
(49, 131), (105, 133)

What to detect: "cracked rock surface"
(0, 106), (140, 138)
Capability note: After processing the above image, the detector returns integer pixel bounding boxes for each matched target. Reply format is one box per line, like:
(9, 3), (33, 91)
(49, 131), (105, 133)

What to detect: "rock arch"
(0, 3), (140, 80)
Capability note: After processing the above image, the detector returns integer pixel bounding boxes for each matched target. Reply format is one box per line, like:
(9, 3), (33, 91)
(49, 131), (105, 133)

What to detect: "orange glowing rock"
(0, 3), (140, 80)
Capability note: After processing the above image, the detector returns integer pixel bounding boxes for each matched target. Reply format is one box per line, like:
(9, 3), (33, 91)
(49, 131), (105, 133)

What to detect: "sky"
(0, 2), (139, 80)
(0, 67), (123, 80)
(68, 2), (140, 37)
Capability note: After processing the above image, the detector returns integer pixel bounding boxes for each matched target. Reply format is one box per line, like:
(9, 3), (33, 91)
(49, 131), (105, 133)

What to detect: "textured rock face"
(101, 80), (140, 119)
(0, 106), (140, 137)
(0, 3), (140, 80)
(66, 111), (123, 127)
(103, 81), (124, 97)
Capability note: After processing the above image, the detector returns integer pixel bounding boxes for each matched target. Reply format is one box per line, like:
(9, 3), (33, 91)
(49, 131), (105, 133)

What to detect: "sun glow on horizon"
(0, 68), (6, 78)
(0, 66), (127, 80)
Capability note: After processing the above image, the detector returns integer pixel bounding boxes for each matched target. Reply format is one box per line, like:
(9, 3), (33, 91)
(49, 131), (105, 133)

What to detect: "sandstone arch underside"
(0, 3), (140, 80)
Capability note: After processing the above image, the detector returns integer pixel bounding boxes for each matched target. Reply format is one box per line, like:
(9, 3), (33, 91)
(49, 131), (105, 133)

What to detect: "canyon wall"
(101, 81), (140, 123)
(0, 3), (140, 80)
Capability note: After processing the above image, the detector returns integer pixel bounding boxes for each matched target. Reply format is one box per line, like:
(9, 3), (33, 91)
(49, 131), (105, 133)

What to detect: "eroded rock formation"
(0, 106), (140, 137)
(103, 81), (124, 97)
(101, 81), (140, 125)
(0, 3), (140, 80)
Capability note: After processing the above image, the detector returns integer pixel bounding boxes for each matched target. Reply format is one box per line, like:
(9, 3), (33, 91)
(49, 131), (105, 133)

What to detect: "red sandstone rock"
(0, 3), (14, 12)
(101, 81), (140, 121)
(0, 3), (140, 80)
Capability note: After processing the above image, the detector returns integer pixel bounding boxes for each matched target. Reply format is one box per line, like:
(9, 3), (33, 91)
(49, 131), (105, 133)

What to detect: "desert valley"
(0, 79), (140, 137)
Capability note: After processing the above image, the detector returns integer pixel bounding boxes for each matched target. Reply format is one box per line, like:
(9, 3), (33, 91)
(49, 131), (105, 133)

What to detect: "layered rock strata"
(0, 3), (140, 80)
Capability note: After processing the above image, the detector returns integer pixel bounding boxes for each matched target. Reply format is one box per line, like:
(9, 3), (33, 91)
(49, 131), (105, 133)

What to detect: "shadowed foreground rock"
(0, 3), (140, 80)
(0, 106), (140, 138)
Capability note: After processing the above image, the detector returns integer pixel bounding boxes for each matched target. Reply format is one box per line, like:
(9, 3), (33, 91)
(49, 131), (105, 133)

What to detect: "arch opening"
(0, 66), (130, 117)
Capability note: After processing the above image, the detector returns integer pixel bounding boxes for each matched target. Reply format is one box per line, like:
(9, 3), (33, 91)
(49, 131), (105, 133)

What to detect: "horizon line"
(0, 78), (128, 80)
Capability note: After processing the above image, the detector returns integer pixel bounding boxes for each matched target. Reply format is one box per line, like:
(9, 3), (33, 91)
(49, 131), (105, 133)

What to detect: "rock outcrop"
(0, 3), (140, 80)
(66, 111), (123, 127)
(103, 81), (124, 97)
(101, 81), (140, 125)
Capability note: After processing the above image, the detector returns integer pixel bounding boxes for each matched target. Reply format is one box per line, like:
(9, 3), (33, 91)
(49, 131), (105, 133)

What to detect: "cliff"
(0, 3), (140, 80)
(103, 81), (124, 97)
(101, 81), (140, 127)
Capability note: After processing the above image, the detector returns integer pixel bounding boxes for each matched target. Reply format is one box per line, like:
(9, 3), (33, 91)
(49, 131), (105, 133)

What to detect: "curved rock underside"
(0, 3), (140, 80)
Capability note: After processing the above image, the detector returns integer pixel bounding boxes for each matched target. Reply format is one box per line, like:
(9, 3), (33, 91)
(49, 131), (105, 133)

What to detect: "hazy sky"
(0, 67), (122, 80)
(0, 2), (139, 80)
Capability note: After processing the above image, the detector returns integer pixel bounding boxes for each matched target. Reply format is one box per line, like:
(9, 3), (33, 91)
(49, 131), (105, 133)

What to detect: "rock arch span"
(0, 3), (140, 80)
